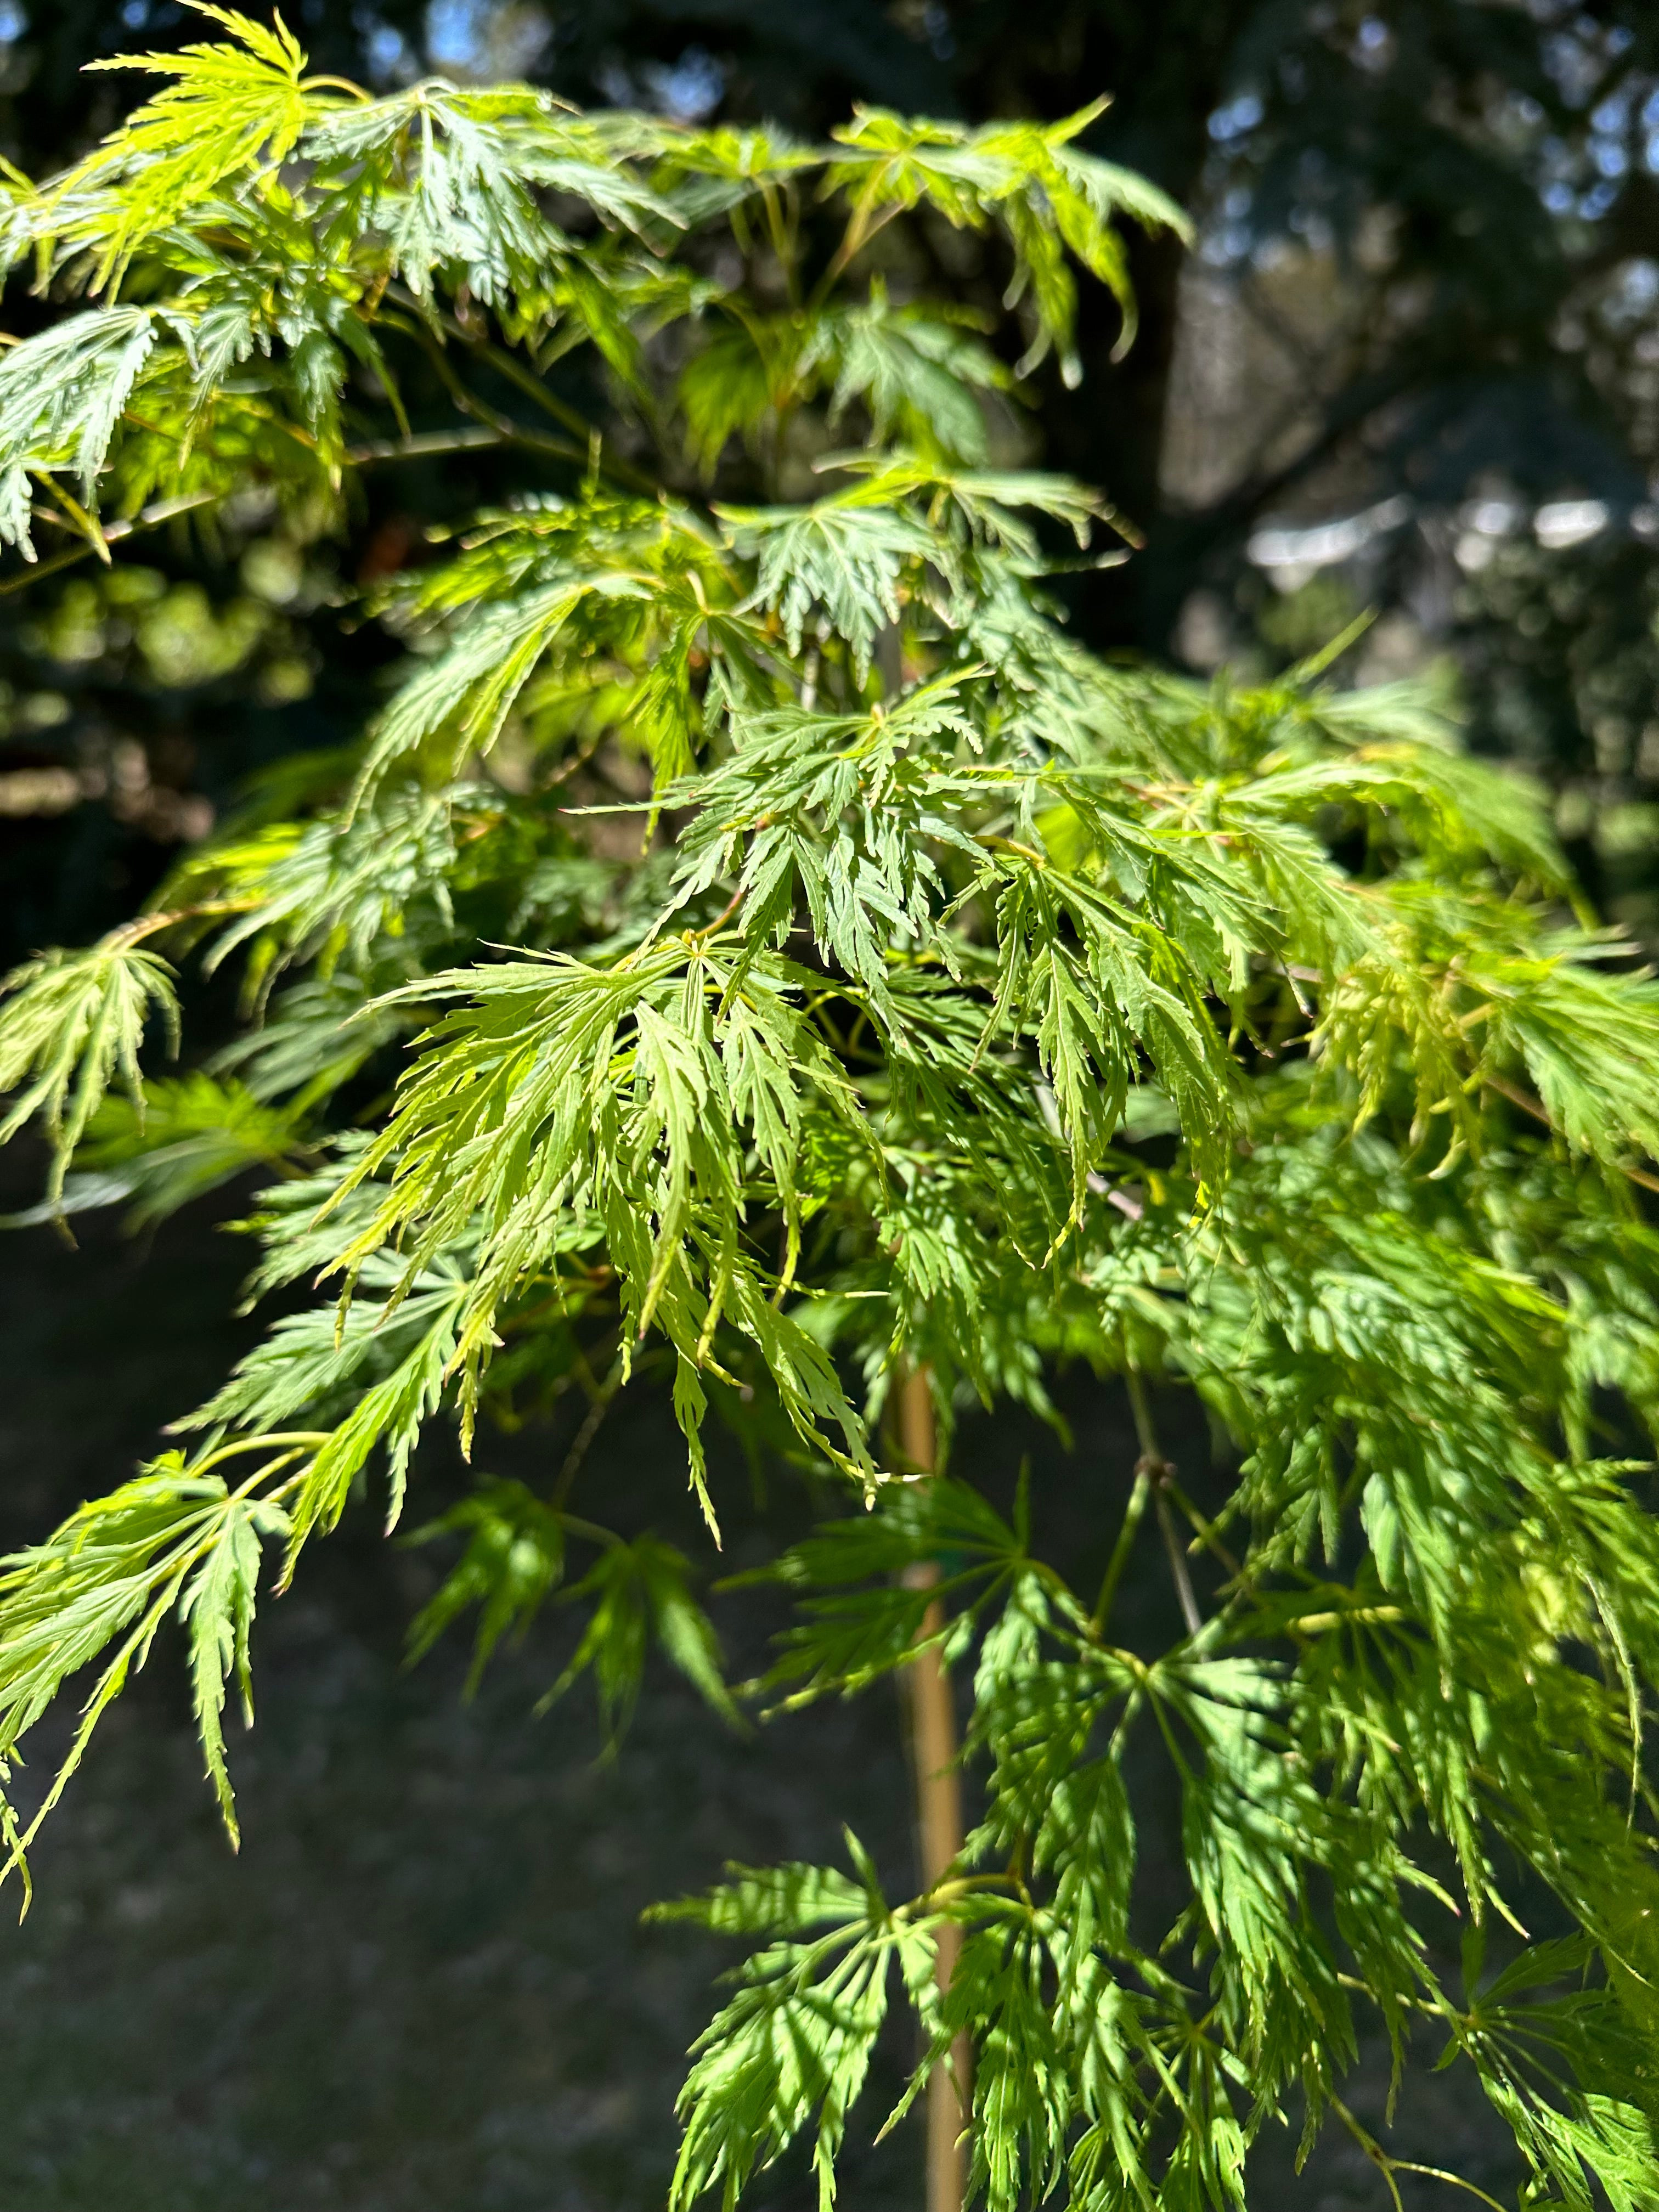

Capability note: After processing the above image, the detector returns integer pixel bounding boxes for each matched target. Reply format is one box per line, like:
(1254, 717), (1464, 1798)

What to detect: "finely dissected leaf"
(825, 284), (1011, 464)
(298, 943), (879, 1496)
(0, 930), (179, 1201)
(66, 1073), (310, 1227)
(53, 7), (320, 290)
(301, 82), (675, 319)
(178, 1489), (290, 1842)
(0, 307), (170, 548)
(648, 1859), (872, 1939)
(538, 1533), (742, 1747)
(825, 100), (1188, 380)
(353, 579), (652, 797)
(0, 1455), (296, 1887)
(720, 495), (939, 678)
(662, 1838), (915, 2212)
(751, 1479), (1027, 1707)
(404, 1477), (568, 1691)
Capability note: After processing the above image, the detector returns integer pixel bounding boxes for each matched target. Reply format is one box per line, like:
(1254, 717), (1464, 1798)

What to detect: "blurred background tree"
(5, 0), (1659, 958)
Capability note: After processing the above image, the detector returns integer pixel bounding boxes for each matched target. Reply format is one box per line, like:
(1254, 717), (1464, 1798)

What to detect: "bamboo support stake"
(898, 1364), (970, 2212)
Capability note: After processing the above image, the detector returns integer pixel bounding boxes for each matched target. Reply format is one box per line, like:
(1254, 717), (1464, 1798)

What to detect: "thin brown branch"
(550, 1352), (625, 1508)
(0, 490), (221, 595)
(810, 202), (903, 309)
(1330, 2097), (1406, 2212)
(1125, 1369), (1203, 1637)
(1484, 1071), (1659, 1196)
(1163, 1472), (1241, 1578)
(345, 425), (506, 465)
(383, 286), (663, 496)
(1154, 1488), (1203, 1638)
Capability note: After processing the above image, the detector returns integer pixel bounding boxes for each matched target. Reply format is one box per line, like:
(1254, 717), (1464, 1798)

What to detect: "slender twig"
(345, 425), (506, 465)
(1485, 1071), (1659, 1195)
(759, 179), (800, 308)
(384, 286), (663, 496)
(0, 414), (601, 601)
(36, 477), (111, 563)
(191, 1430), (332, 1471)
(1163, 1471), (1241, 1578)
(116, 897), (259, 943)
(1297, 1602), (1405, 1634)
(393, 317), (592, 473)
(1090, 1462), (1150, 1635)
(0, 490), (220, 594)
(550, 1353), (625, 1507)
(1329, 2096), (1509, 2212)
(1330, 2097), (1405, 2212)
(1123, 1367), (1160, 1466)
(557, 1511), (624, 1551)
(809, 202), (903, 309)
(687, 887), (744, 941)
(1391, 2163), (1510, 2211)
(1154, 1489), (1203, 1638)
(1124, 1368), (1203, 1638)
(300, 74), (372, 100)
(535, 722), (610, 795)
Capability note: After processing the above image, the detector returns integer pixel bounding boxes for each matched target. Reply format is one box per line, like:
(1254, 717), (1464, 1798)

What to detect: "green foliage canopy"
(2, 13), (1659, 2208)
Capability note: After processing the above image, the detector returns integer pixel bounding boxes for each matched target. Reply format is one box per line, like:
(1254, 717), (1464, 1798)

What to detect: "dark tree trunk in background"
(949, 1), (1256, 653)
